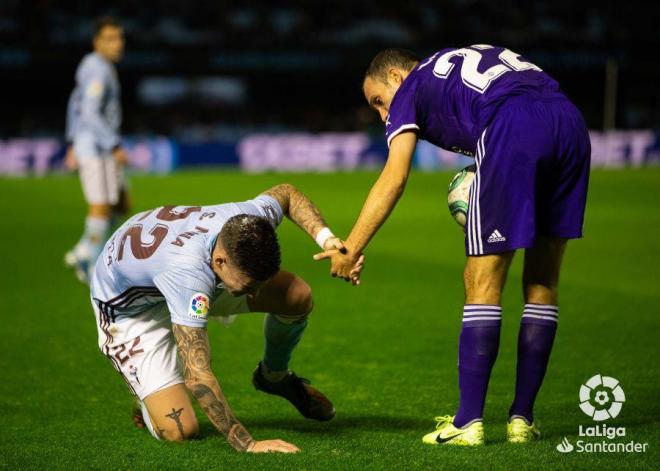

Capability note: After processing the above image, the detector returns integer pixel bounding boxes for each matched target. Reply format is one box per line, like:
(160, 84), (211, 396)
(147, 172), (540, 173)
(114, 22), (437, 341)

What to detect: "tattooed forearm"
(171, 324), (254, 451)
(192, 384), (254, 451)
(263, 183), (328, 240)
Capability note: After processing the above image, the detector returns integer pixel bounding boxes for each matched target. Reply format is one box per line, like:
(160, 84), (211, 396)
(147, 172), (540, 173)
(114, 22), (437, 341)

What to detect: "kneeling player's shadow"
(244, 414), (429, 434)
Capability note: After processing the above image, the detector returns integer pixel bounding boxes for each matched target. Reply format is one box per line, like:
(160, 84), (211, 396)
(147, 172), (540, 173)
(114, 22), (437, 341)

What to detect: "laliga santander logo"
(579, 374), (625, 421)
(191, 294), (208, 315)
(556, 375), (648, 454)
(188, 293), (209, 319)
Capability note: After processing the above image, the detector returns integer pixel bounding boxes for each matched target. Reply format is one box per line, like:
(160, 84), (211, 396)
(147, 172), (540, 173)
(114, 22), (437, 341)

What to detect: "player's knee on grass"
(157, 415), (199, 442)
(149, 408), (199, 442)
(143, 384), (199, 442)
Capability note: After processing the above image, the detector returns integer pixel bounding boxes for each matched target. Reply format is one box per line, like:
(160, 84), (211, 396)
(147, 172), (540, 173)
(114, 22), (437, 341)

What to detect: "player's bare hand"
(314, 245), (363, 284)
(112, 146), (129, 166)
(322, 236), (348, 254)
(331, 251), (359, 281)
(247, 439), (300, 453)
(349, 254), (365, 285)
(64, 145), (77, 170)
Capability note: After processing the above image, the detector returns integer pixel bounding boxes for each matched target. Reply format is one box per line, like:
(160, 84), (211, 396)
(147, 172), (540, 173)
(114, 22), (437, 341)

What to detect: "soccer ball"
(447, 165), (476, 227)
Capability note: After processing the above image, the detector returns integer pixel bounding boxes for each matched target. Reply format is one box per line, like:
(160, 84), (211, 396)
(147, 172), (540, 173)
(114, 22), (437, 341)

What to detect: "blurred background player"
(64, 16), (130, 283)
(315, 45), (590, 445)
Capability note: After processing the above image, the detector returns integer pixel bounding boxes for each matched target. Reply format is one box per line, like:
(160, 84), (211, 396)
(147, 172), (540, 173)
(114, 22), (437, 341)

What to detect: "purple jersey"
(385, 44), (562, 155)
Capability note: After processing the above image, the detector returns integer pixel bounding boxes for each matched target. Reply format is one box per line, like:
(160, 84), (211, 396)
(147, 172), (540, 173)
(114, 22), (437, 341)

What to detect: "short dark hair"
(365, 48), (421, 83)
(218, 214), (281, 281)
(93, 16), (121, 38)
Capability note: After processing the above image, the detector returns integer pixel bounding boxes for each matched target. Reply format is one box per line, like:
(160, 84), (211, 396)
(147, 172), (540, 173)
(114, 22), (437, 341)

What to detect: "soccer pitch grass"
(1, 169), (658, 470)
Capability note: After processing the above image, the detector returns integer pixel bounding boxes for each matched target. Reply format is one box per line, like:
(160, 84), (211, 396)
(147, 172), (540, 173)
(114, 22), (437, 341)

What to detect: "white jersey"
(90, 195), (283, 328)
(66, 52), (122, 156)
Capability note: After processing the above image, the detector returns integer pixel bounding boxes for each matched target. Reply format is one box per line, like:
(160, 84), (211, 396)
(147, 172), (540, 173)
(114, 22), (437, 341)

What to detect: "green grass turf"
(1, 169), (658, 470)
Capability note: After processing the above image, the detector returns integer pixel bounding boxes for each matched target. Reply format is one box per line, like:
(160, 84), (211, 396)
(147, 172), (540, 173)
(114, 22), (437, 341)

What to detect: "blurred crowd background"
(1, 0), (657, 143)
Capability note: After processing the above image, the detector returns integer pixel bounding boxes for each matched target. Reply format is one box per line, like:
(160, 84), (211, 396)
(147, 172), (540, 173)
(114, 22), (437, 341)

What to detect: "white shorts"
(91, 291), (251, 401)
(78, 156), (125, 205)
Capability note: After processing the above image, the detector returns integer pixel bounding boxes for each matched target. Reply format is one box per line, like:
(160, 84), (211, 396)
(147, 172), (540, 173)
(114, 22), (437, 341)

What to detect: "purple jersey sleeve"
(384, 77), (420, 148)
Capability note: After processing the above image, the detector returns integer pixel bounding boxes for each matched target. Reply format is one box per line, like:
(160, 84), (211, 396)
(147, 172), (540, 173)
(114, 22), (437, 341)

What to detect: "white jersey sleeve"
(234, 195), (284, 229)
(153, 262), (215, 328)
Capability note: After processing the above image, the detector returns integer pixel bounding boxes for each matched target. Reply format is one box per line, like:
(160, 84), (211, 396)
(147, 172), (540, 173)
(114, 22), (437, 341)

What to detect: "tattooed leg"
(165, 407), (186, 440)
(246, 271), (313, 378)
(142, 384), (199, 442)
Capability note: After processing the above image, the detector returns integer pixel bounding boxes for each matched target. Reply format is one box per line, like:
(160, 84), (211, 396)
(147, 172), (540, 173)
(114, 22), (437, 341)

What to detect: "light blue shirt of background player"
(62, 18), (129, 285)
(66, 51), (122, 158)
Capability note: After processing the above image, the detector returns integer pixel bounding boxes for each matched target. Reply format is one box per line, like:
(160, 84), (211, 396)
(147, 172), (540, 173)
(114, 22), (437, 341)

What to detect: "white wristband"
(315, 227), (335, 249)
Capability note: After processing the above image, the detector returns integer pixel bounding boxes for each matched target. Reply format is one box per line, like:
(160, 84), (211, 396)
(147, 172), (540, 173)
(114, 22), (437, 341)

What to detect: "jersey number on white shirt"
(117, 206), (202, 260)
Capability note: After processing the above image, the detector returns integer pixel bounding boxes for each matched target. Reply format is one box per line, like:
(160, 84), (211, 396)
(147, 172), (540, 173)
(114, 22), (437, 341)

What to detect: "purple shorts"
(465, 95), (591, 256)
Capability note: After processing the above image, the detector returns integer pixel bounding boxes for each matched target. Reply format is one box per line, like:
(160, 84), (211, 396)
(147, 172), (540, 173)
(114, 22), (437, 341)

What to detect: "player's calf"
(508, 238), (565, 425)
(246, 271), (333, 421)
(522, 237), (567, 305)
(248, 271), (314, 379)
(451, 253), (513, 428)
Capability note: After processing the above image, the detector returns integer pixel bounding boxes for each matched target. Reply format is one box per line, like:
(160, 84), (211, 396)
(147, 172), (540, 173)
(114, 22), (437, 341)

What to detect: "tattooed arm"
(262, 183), (332, 243)
(172, 323), (298, 453)
(171, 323), (253, 451)
(263, 183), (365, 284)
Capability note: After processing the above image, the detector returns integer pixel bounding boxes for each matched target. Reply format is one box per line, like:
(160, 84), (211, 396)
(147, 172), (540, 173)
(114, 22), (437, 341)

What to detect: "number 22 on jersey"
(117, 206), (202, 261)
(422, 44), (542, 94)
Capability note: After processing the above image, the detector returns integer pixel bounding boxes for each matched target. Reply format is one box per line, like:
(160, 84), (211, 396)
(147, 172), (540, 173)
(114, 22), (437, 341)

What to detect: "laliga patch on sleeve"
(188, 293), (209, 320)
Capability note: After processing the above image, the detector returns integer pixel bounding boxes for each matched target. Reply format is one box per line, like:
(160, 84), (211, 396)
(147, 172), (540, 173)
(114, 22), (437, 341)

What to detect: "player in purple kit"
(315, 45), (590, 445)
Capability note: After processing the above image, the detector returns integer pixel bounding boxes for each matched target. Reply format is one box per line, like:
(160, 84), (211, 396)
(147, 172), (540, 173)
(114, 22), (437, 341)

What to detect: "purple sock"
(509, 304), (558, 424)
(453, 304), (502, 428)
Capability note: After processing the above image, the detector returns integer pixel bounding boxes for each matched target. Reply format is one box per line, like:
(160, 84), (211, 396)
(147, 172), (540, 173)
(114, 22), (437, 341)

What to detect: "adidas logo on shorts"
(487, 229), (506, 243)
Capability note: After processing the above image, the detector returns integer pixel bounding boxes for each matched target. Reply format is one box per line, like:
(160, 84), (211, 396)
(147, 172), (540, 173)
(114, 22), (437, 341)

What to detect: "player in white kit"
(90, 183), (364, 453)
(65, 17), (130, 283)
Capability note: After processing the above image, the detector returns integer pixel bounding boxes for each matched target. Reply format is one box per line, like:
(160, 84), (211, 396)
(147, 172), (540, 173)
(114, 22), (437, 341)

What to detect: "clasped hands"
(313, 237), (365, 286)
